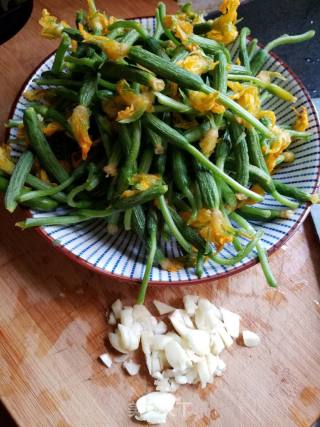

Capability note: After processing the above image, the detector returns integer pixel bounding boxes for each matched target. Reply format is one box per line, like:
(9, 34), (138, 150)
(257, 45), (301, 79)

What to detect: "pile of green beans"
(1, 0), (318, 302)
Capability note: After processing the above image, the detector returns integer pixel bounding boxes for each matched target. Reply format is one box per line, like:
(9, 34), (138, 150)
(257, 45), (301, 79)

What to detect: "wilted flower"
(39, 9), (69, 39)
(69, 105), (93, 160)
(206, 0), (240, 45)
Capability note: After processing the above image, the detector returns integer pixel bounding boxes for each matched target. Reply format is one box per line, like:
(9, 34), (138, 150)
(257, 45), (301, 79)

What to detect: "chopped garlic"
(210, 332), (225, 355)
(111, 299), (123, 320)
(183, 294), (199, 316)
(135, 392), (176, 425)
(133, 304), (157, 332)
(215, 325), (233, 348)
(242, 330), (261, 347)
(118, 323), (141, 352)
(165, 340), (191, 371)
(99, 353), (112, 368)
(153, 300), (176, 315)
(169, 309), (194, 336)
(108, 332), (128, 354)
(120, 307), (134, 326)
(153, 320), (167, 335)
(123, 359), (140, 376)
(107, 312), (117, 325)
(152, 335), (173, 351)
(220, 308), (240, 338)
(183, 329), (211, 356)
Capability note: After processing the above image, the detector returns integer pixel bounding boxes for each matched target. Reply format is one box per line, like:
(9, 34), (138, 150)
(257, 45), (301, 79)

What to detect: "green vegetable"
(23, 107), (70, 183)
(4, 151), (33, 212)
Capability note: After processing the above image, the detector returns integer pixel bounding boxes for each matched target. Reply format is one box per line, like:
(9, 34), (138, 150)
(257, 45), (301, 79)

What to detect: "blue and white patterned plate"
(8, 17), (320, 284)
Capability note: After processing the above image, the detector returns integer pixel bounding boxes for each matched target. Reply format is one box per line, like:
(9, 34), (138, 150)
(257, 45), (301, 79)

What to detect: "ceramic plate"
(8, 17), (320, 285)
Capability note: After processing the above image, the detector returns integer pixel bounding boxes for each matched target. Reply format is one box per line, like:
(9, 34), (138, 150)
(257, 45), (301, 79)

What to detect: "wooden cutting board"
(0, 1), (319, 426)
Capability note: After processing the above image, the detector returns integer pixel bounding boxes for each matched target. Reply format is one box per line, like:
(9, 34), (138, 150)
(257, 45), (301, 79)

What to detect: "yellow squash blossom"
(257, 70), (284, 84)
(86, 0), (118, 34)
(0, 146), (14, 174)
(172, 113), (198, 129)
(79, 24), (128, 61)
(258, 110), (277, 128)
(103, 80), (154, 123)
(69, 105), (93, 160)
(42, 122), (64, 136)
(164, 14), (193, 43)
(184, 208), (234, 251)
(160, 258), (184, 272)
(23, 89), (53, 103)
(199, 128), (219, 157)
(206, 0), (240, 45)
(265, 126), (292, 172)
(228, 81), (261, 117)
(178, 53), (218, 76)
(38, 169), (50, 183)
(293, 106), (309, 132)
(130, 173), (160, 191)
(189, 91), (225, 114)
(39, 9), (70, 39)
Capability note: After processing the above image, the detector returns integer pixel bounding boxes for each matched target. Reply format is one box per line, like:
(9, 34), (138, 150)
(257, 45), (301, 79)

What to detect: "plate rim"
(6, 18), (320, 286)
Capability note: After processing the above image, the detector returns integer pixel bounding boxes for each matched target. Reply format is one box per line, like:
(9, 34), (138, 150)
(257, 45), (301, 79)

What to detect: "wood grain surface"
(0, 1), (319, 426)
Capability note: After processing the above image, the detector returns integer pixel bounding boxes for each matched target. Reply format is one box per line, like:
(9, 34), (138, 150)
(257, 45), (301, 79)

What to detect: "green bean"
(108, 20), (149, 39)
(189, 34), (231, 63)
(138, 146), (153, 173)
(116, 121), (141, 194)
(23, 108), (69, 183)
(246, 128), (269, 173)
(247, 38), (258, 61)
(98, 78), (117, 91)
(17, 215), (90, 229)
(52, 33), (71, 74)
(5, 151), (33, 213)
(171, 148), (197, 219)
(155, 92), (193, 113)
(144, 37), (170, 59)
(157, 2), (180, 46)
(183, 120), (211, 143)
(128, 47), (273, 137)
(101, 61), (164, 91)
(210, 230), (263, 266)
(30, 102), (72, 136)
(35, 77), (82, 88)
(227, 74), (296, 102)
(229, 122), (249, 187)
(158, 195), (193, 253)
(250, 30), (315, 75)
(238, 205), (294, 221)
(136, 209), (158, 304)
(96, 114), (112, 158)
(195, 252), (205, 278)
(144, 113), (263, 202)
(231, 212), (277, 287)
(18, 162), (87, 203)
(273, 180), (319, 204)
(213, 51), (228, 94)
(154, 7), (164, 40)
(239, 27), (251, 72)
